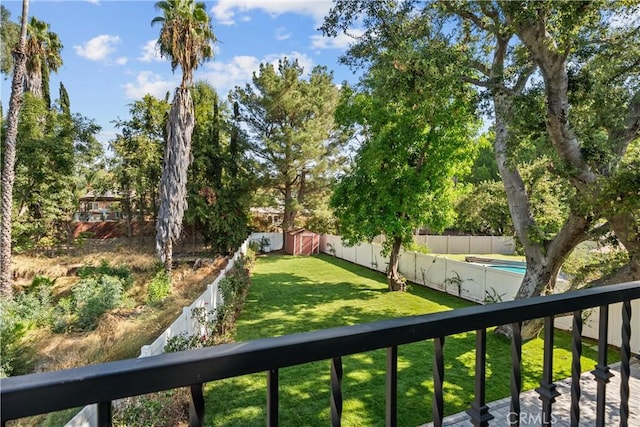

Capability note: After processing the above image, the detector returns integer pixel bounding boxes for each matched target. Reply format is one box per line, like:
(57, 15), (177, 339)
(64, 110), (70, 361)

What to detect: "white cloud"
(122, 71), (177, 99)
(138, 39), (165, 63)
(310, 29), (364, 50)
(211, 0), (333, 26)
(275, 26), (291, 41)
(198, 51), (315, 97)
(74, 34), (121, 61)
(115, 57), (128, 65)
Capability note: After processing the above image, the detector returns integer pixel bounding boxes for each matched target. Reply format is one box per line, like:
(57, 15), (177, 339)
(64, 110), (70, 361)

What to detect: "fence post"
(140, 345), (151, 358)
(183, 307), (191, 335)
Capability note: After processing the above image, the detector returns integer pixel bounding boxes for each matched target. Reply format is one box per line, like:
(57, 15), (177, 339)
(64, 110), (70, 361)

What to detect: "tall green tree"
(1, 0), (28, 298)
(111, 94), (169, 238)
(323, 1), (640, 318)
(24, 17), (63, 107)
(231, 58), (344, 241)
(0, 6), (19, 76)
(151, 0), (216, 272)
(11, 93), (101, 252)
(330, 8), (479, 291)
(187, 82), (254, 254)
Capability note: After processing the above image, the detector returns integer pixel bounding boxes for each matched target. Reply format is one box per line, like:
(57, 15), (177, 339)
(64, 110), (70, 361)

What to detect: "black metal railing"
(2, 281), (639, 427)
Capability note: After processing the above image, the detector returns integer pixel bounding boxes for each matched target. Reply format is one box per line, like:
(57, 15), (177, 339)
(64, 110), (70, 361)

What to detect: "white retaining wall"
(320, 235), (638, 353)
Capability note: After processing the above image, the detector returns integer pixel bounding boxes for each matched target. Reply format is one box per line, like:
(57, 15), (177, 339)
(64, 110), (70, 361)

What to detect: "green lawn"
(203, 254), (604, 426)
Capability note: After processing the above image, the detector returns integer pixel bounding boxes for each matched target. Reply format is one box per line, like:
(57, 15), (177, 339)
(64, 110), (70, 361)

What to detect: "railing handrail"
(2, 281), (639, 422)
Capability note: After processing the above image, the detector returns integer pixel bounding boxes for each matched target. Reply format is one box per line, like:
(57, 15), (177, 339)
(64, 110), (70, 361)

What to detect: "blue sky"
(1, 0), (363, 144)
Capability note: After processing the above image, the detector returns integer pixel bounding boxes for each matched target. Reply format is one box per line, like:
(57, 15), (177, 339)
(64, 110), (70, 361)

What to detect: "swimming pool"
(488, 265), (526, 274)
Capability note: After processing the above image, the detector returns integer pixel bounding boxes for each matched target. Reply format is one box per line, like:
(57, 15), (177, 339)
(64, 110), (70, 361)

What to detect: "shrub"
(113, 388), (189, 427)
(13, 276), (56, 327)
(164, 251), (256, 352)
(0, 299), (27, 377)
(147, 270), (171, 305)
(77, 260), (134, 289)
(73, 274), (125, 331)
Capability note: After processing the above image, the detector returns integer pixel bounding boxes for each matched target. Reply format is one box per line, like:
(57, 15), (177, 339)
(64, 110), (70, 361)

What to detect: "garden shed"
(285, 229), (320, 255)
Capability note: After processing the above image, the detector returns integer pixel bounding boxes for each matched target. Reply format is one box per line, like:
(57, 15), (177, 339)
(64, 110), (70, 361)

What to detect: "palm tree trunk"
(156, 87), (194, 273)
(1, 0), (29, 299)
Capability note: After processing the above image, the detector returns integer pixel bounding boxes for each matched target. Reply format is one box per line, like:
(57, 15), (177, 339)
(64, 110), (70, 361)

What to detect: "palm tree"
(151, 0), (216, 273)
(24, 17), (62, 106)
(1, 0), (29, 298)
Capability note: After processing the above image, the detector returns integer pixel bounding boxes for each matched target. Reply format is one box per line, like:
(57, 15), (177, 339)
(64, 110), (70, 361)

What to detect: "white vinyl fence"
(322, 235), (523, 304)
(321, 235), (639, 354)
(370, 234), (517, 254)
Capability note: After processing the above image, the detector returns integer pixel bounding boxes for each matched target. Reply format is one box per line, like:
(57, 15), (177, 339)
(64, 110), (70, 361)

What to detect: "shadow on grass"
(203, 254), (606, 426)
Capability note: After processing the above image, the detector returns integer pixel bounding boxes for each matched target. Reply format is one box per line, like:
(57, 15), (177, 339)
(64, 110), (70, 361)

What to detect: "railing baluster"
(570, 310), (583, 427)
(467, 328), (493, 427)
(331, 356), (343, 427)
(386, 346), (398, 427)
(189, 383), (204, 427)
(97, 401), (112, 427)
(267, 368), (279, 426)
(591, 305), (613, 427)
(433, 336), (445, 427)
(510, 322), (522, 427)
(535, 316), (560, 427)
(620, 300), (632, 427)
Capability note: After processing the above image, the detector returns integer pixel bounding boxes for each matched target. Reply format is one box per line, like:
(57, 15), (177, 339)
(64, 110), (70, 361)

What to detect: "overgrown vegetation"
(113, 250), (255, 427)
(146, 269), (171, 305)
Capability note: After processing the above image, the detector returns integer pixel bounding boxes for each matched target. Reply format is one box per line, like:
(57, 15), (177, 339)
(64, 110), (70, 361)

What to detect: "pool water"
(488, 265), (526, 274)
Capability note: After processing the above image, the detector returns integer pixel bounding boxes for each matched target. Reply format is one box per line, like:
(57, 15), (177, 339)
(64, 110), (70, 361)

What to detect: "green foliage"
(151, 0), (216, 87)
(562, 244), (630, 290)
(0, 299), (28, 377)
(331, 13), (479, 258)
(110, 94), (169, 229)
(113, 388), (189, 427)
(71, 275), (126, 331)
(231, 58), (345, 233)
(13, 276), (56, 327)
(77, 260), (134, 289)
(147, 269), (172, 304)
(186, 82), (253, 254)
(455, 181), (512, 236)
(405, 240), (430, 254)
(164, 251), (256, 353)
(11, 92), (102, 252)
(0, 5), (19, 75)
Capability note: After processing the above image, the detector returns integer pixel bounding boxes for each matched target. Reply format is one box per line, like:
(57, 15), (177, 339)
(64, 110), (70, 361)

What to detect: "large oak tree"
(323, 1), (640, 318)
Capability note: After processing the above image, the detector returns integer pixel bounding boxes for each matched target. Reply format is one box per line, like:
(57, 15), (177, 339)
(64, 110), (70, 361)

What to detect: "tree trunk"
(156, 88), (194, 273)
(25, 68), (43, 99)
(163, 238), (172, 273)
(0, 0), (29, 299)
(386, 236), (405, 292)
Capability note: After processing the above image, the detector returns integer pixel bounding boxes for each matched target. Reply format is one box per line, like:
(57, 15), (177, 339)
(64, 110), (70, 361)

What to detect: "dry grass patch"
(8, 244), (229, 426)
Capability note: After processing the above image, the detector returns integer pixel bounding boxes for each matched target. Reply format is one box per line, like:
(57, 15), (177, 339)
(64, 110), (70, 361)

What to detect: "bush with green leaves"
(77, 260), (134, 289)
(164, 252), (256, 353)
(113, 388), (189, 427)
(147, 270), (171, 304)
(13, 276), (56, 327)
(0, 299), (28, 377)
(72, 274), (126, 331)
